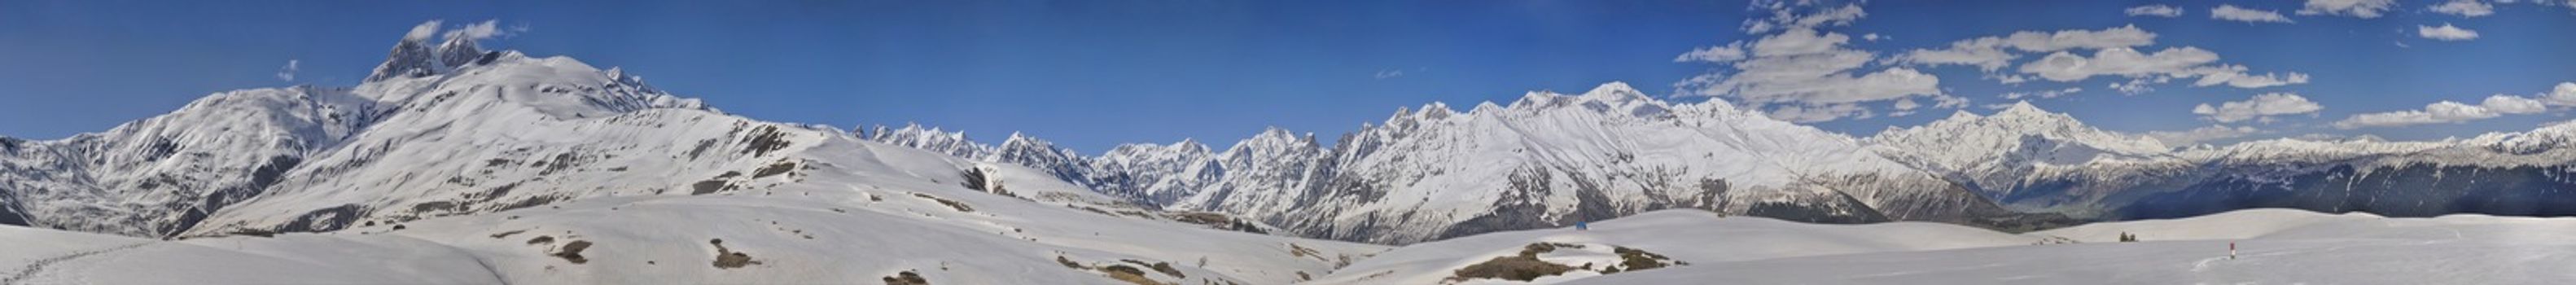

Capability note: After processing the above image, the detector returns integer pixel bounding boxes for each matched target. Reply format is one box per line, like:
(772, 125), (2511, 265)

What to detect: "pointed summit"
(1579, 81), (1648, 102)
(366, 20), (503, 82)
(365, 21), (445, 82)
(434, 32), (487, 68)
(1995, 101), (2049, 117)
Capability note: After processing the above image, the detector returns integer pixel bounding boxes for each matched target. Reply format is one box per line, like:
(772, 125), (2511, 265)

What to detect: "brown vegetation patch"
(881, 270), (929, 285)
(1520, 242), (1582, 256)
(1613, 246), (1680, 271)
(1057, 256), (1086, 269)
(710, 239), (763, 269)
(1120, 259), (1185, 278)
(1447, 255), (1574, 282)
(552, 240), (593, 264)
(1098, 265), (1166, 285)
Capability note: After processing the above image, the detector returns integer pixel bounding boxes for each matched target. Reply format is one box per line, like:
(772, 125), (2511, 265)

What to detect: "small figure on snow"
(1575, 221), (1588, 231)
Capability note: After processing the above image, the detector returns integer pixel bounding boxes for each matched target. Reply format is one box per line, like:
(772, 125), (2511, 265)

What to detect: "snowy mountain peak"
(1995, 101), (2047, 117)
(868, 123), (991, 159)
(1417, 102), (1457, 121)
(1493, 82), (1684, 121)
(2473, 120), (2576, 155)
(1172, 138), (1210, 151)
(433, 33), (486, 69)
(365, 32), (441, 82)
(1579, 81), (1648, 102)
(1231, 127), (1315, 151)
(359, 51), (709, 121)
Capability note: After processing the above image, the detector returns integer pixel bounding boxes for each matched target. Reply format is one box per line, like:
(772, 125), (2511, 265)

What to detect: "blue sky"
(3, 0), (2574, 152)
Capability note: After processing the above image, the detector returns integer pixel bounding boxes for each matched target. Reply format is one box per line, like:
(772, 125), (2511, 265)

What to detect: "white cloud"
(274, 59), (299, 81)
(2110, 78), (2157, 94)
(1743, 2), (1866, 33)
(2416, 24), (2481, 41)
(2335, 101), (2500, 128)
(1892, 98), (1921, 110)
(2001, 87), (2084, 99)
(2212, 5), (2294, 23)
(1373, 69), (1406, 79)
(2186, 64), (2311, 88)
(1930, 94), (1969, 109)
(2543, 82), (2576, 106)
(1896, 26), (2297, 92)
(2013, 47), (2308, 90)
(1678, 2), (1952, 123)
(2482, 94), (2548, 114)
(1895, 44), (2018, 72)
(1674, 42), (1747, 63)
(2337, 82), (2576, 128)
(1895, 25), (2158, 71)
(2431, 0), (2495, 17)
(2144, 125), (2262, 146)
(2193, 93), (2324, 123)
(2127, 5), (2185, 17)
(404, 20), (443, 41)
(2021, 47), (2217, 81)
(1765, 103), (1872, 123)
(447, 20), (497, 41)
(1747, 28), (1859, 57)
(2298, 0), (2396, 18)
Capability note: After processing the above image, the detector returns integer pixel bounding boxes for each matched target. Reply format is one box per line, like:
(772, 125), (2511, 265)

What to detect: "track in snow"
(2, 242), (151, 285)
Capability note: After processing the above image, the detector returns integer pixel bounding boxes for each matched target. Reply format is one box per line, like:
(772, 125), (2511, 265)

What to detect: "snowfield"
(1308, 210), (2035, 284)
(17, 207), (2556, 284)
(1525, 208), (2576, 283)
(2, 192), (1386, 284)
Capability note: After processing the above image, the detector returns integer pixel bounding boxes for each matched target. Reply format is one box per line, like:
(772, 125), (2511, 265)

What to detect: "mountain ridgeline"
(5, 28), (2576, 245)
(873, 90), (2576, 244)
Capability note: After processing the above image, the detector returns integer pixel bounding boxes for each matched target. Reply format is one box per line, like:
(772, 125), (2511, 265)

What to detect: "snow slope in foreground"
(1566, 209), (2576, 284)
(1308, 209), (2039, 284)
(0, 173), (1387, 284)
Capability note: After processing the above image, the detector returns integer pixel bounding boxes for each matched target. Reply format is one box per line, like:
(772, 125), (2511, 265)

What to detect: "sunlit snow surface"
(0, 192), (1384, 284)
(1311, 208), (2576, 285)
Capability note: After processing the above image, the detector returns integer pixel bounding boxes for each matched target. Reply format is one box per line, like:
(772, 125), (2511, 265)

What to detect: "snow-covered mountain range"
(869, 83), (2091, 243)
(866, 84), (2576, 244)
(6, 23), (2576, 252)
